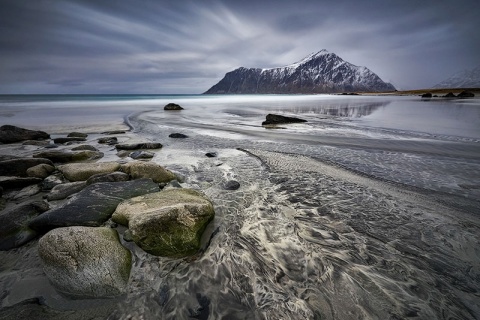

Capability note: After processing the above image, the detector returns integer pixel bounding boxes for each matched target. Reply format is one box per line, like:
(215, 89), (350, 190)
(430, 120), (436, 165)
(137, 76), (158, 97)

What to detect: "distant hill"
(434, 66), (480, 88)
(204, 49), (395, 94)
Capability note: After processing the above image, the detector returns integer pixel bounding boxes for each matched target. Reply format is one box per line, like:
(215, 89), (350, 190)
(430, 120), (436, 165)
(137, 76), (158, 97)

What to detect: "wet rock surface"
(0, 125), (50, 144)
(120, 161), (176, 183)
(261, 113), (307, 125)
(58, 161), (121, 181)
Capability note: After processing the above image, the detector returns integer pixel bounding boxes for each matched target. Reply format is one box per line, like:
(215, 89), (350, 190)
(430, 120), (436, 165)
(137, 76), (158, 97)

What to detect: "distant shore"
(361, 87), (480, 96)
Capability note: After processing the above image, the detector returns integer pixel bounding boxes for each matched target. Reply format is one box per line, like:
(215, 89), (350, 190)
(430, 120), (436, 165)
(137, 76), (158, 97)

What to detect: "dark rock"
(224, 180), (240, 190)
(86, 172), (130, 185)
(28, 179), (159, 233)
(44, 144), (59, 149)
(71, 144), (98, 151)
(0, 158), (54, 177)
(41, 173), (68, 191)
(98, 136), (118, 145)
(53, 137), (87, 144)
(262, 114), (307, 126)
(22, 140), (50, 146)
(33, 150), (103, 163)
(457, 90), (475, 98)
(164, 103), (184, 110)
(0, 155), (19, 161)
(46, 181), (87, 201)
(0, 176), (43, 190)
(0, 200), (49, 250)
(421, 92), (432, 98)
(8, 184), (41, 200)
(129, 150), (155, 159)
(67, 132), (88, 138)
(0, 125), (50, 144)
(205, 152), (217, 158)
(169, 133), (188, 139)
(115, 142), (163, 150)
(102, 130), (126, 134)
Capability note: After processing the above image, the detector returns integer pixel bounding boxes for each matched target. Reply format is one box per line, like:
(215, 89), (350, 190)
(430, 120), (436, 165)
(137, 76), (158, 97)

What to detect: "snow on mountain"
(433, 66), (480, 88)
(204, 49), (395, 94)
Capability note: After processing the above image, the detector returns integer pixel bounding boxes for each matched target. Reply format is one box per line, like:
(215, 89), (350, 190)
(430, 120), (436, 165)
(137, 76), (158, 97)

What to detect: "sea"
(0, 94), (479, 319)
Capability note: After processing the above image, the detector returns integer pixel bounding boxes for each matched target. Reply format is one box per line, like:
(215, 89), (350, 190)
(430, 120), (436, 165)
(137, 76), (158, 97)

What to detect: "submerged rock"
(112, 188), (215, 257)
(38, 226), (131, 298)
(121, 161), (176, 183)
(0, 200), (49, 250)
(33, 150), (103, 163)
(29, 179), (159, 233)
(0, 125), (50, 144)
(164, 103), (184, 110)
(115, 142), (163, 150)
(58, 161), (121, 181)
(262, 114), (307, 126)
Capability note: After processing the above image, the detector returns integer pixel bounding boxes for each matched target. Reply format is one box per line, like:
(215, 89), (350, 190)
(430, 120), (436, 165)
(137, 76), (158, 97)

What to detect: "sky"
(0, 0), (479, 94)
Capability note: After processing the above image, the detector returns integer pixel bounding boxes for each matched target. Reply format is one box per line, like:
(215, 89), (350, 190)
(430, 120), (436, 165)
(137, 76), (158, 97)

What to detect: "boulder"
(41, 173), (67, 191)
(457, 90), (475, 98)
(169, 133), (188, 139)
(164, 103), (184, 110)
(121, 161), (176, 183)
(112, 189), (215, 257)
(421, 92), (432, 98)
(0, 125), (50, 144)
(28, 179), (159, 233)
(38, 226), (131, 298)
(86, 172), (130, 185)
(0, 158), (54, 177)
(71, 144), (98, 151)
(46, 181), (87, 201)
(58, 161), (121, 181)
(53, 137), (86, 144)
(0, 200), (49, 250)
(115, 142), (163, 150)
(261, 114), (307, 126)
(0, 176), (42, 190)
(26, 163), (55, 179)
(67, 132), (88, 138)
(33, 150), (103, 163)
(129, 150), (155, 159)
(98, 137), (118, 145)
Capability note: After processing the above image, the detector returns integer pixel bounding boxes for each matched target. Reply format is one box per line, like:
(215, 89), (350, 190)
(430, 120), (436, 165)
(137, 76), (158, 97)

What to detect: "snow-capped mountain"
(204, 50), (395, 94)
(433, 66), (480, 88)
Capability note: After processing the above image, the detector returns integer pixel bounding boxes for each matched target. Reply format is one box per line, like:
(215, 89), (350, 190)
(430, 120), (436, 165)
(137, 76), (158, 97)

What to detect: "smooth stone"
(164, 103), (184, 110)
(262, 114), (307, 126)
(0, 176), (43, 190)
(28, 179), (159, 233)
(71, 144), (98, 151)
(169, 133), (188, 139)
(86, 171), (130, 185)
(98, 136), (118, 144)
(0, 200), (49, 250)
(26, 163), (55, 179)
(0, 158), (54, 177)
(22, 140), (51, 146)
(58, 161), (121, 181)
(38, 226), (131, 298)
(205, 152), (217, 158)
(53, 137), (87, 144)
(129, 150), (155, 159)
(33, 150), (103, 163)
(46, 181), (87, 201)
(224, 180), (240, 190)
(0, 125), (50, 144)
(10, 184), (42, 200)
(115, 142), (163, 150)
(112, 189), (215, 257)
(67, 132), (88, 138)
(121, 161), (176, 183)
(41, 173), (67, 191)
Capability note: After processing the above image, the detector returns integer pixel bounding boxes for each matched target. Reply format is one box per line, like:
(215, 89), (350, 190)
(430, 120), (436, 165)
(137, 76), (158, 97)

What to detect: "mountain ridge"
(204, 50), (395, 94)
(434, 66), (480, 89)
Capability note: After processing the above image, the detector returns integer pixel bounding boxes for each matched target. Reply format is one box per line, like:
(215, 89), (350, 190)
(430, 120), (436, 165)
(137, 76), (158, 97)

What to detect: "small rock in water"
(205, 152), (217, 158)
(67, 132), (88, 138)
(164, 103), (184, 110)
(169, 133), (188, 139)
(421, 92), (432, 98)
(129, 150), (155, 159)
(262, 114), (307, 126)
(115, 142), (162, 150)
(102, 130), (126, 135)
(224, 180), (240, 190)
(71, 144), (98, 151)
(98, 136), (118, 145)
(44, 144), (59, 149)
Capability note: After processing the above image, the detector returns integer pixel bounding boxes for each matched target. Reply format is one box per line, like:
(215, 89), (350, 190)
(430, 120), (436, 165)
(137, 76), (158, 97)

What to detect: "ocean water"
(1, 94), (480, 319)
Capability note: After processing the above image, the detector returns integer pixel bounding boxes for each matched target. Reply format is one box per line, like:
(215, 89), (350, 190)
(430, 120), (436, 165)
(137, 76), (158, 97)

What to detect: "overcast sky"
(1, 0), (479, 94)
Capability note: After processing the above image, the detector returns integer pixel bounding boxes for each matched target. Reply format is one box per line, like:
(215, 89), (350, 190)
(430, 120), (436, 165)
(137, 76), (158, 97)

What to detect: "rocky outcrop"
(0, 158), (54, 177)
(33, 150), (103, 163)
(28, 179), (159, 233)
(164, 103), (184, 110)
(57, 161), (121, 181)
(262, 114), (307, 126)
(0, 125), (50, 144)
(38, 226), (131, 298)
(115, 142), (163, 150)
(0, 201), (49, 250)
(112, 189), (215, 257)
(121, 161), (176, 183)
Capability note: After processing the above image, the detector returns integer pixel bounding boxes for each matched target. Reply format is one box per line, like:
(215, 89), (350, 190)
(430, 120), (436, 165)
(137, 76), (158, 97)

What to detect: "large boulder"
(46, 181), (87, 201)
(0, 201), (49, 250)
(38, 226), (131, 298)
(0, 125), (50, 144)
(57, 161), (121, 181)
(29, 179), (159, 233)
(0, 176), (42, 190)
(164, 103), (184, 110)
(115, 142), (162, 150)
(121, 161), (176, 183)
(0, 158), (54, 177)
(112, 189), (215, 257)
(33, 150), (103, 163)
(261, 114), (307, 126)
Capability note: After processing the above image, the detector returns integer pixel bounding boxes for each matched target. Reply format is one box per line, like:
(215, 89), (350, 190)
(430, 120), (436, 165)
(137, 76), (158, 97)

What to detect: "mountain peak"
(205, 50), (395, 94)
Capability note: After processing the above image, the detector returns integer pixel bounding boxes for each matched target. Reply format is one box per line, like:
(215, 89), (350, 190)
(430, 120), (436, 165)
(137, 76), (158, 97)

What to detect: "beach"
(1, 94), (479, 319)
